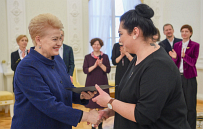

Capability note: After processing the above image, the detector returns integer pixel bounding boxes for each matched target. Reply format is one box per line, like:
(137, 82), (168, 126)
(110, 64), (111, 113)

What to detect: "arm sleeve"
(11, 53), (21, 71)
(68, 47), (75, 76)
(134, 62), (176, 125)
(83, 56), (89, 74)
(111, 44), (119, 65)
(171, 46), (179, 65)
(104, 55), (111, 73)
(15, 67), (83, 127)
(183, 43), (199, 66)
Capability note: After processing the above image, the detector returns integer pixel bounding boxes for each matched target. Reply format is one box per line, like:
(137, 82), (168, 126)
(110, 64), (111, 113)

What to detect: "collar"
(60, 44), (63, 49)
(91, 51), (103, 59)
(29, 47), (55, 66)
(167, 37), (174, 43)
(182, 40), (190, 47)
(18, 48), (27, 53)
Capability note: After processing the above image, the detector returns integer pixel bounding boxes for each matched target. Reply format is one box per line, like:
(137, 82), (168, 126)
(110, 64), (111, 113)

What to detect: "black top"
(111, 43), (136, 98)
(114, 47), (190, 129)
(11, 50), (21, 72)
(159, 37), (182, 54)
(63, 44), (75, 76)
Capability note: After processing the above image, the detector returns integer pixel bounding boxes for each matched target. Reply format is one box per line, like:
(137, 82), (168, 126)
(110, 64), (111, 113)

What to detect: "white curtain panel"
(88, 0), (112, 54)
(122, 0), (141, 12)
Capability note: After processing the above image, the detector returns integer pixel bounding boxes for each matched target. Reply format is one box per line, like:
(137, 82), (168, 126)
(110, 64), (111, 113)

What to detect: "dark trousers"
(181, 75), (197, 129)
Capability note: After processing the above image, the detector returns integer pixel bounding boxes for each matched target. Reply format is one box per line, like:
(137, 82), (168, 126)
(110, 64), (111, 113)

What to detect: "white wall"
(0, 0), (8, 91)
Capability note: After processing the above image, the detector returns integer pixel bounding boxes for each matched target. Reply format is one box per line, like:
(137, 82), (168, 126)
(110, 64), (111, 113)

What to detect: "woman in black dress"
(111, 40), (135, 99)
(92, 4), (190, 129)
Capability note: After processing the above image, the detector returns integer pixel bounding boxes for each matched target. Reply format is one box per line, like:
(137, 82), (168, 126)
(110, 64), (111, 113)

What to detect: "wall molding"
(67, 0), (83, 57)
(7, 0), (26, 71)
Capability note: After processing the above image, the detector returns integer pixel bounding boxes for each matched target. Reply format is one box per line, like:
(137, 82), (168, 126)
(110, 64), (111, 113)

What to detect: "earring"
(39, 46), (41, 49)
(133, 35), (137, 39)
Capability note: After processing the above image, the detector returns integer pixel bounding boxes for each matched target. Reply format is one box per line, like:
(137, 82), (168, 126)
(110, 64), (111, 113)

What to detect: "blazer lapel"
(185, 40), (192, 54)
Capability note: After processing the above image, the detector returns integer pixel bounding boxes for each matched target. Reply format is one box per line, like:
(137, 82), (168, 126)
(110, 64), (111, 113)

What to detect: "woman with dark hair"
(169, 24), (199, 129)
(111, 39), (135, 99)
(92, 4), (190, 129)
(83, 38), (111, 129)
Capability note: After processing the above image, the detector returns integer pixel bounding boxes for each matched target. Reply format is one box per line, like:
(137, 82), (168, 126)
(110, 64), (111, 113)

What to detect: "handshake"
(82, 109), (111, 127)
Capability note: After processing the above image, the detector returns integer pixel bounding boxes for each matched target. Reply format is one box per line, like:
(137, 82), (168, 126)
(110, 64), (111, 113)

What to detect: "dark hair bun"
(134, 4), (154, 19)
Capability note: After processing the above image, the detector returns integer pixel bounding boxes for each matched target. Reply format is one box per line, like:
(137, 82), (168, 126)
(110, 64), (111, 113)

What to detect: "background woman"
(111, 40), (135, 99)
(11, 35), (28, 92)
(11, 13), (100, 129)
(83, 38), (111, 129)
(92, 4), (190, 129)
(169, 24), (199, 129)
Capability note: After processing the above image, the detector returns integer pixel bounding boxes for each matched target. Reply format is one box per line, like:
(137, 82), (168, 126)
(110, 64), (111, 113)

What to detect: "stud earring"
(133, 35), (137, 39)
(39, 46), (41, 49)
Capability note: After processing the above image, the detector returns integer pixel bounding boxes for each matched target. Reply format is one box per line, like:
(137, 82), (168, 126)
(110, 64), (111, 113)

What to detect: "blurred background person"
(159, 24), (182, 54)
(111, 39), (135, 99)
(11, 13), (100, 129)
(59, 30), (75, 77)
(169, 24), (199, 129)
(83, 38), (111, 129)
(152, 28), (160, 43)
(93, 4), (190, 129)
(11, 35), (28, 92)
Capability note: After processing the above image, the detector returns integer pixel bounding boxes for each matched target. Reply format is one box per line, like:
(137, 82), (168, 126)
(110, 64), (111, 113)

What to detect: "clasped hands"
(94, 58), (103, 67)
(82, 84), (113, 127)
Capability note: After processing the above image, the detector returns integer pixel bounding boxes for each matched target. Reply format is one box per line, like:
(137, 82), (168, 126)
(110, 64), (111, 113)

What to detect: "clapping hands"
(94, 58), (103, 68)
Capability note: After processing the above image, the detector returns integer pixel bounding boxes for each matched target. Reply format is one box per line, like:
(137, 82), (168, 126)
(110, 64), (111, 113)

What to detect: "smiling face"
(17, 37), (28, 50)
(92, 40), (101, 52)
(118, 22), (134, 53)
(36, 27), (62, 59)
(181, 28), (192, 40)
(163, 25), (174, 38)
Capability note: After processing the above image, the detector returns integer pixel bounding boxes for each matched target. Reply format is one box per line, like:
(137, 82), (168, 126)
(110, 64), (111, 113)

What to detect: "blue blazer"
(11, 47), (88, 129)
(63, 44), (75, 76)
(159, 37), (182, 54)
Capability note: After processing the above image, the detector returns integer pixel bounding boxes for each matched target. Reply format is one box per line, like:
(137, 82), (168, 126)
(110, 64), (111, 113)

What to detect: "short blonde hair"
(16, 35), (28, 43)
(28, 13), (64, 46)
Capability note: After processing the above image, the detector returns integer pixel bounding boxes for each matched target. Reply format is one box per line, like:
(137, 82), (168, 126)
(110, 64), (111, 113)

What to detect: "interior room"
(0, 0), (203, 129)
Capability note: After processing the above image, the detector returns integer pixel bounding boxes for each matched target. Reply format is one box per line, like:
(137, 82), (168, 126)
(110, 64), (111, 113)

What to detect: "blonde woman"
(11, 35), (28, 91)
(11, 13), (100, 129)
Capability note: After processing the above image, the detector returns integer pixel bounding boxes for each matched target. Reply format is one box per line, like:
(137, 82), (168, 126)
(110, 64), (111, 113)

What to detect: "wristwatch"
(107, 98), (115, 109)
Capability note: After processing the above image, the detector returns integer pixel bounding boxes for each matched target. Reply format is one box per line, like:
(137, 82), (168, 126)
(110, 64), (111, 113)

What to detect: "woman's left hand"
(92, 84), (111, 107)
(80, 91), (97, 100)
(98, 58), (103, 66)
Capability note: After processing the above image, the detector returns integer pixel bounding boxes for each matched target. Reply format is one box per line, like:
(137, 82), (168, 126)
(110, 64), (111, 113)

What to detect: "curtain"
(88, 0), (112, 55)
(122, 0), (141, 12)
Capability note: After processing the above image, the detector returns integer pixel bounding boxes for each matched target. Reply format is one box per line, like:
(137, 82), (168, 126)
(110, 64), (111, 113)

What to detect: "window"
(89, 0), (141, 61)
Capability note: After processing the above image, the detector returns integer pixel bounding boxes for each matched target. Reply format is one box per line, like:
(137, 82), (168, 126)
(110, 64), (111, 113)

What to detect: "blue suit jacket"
(159, 37), (182, 54)
(63, 44), (75, 76)
(11, 47), (88, 129)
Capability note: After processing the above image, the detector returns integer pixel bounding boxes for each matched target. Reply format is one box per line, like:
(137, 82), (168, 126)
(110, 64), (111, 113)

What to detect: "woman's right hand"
(120, 46), (125, 57)
(87, 109), (102, 125)
(94, 59), (99, 68)
(169, 49), (177, 59)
